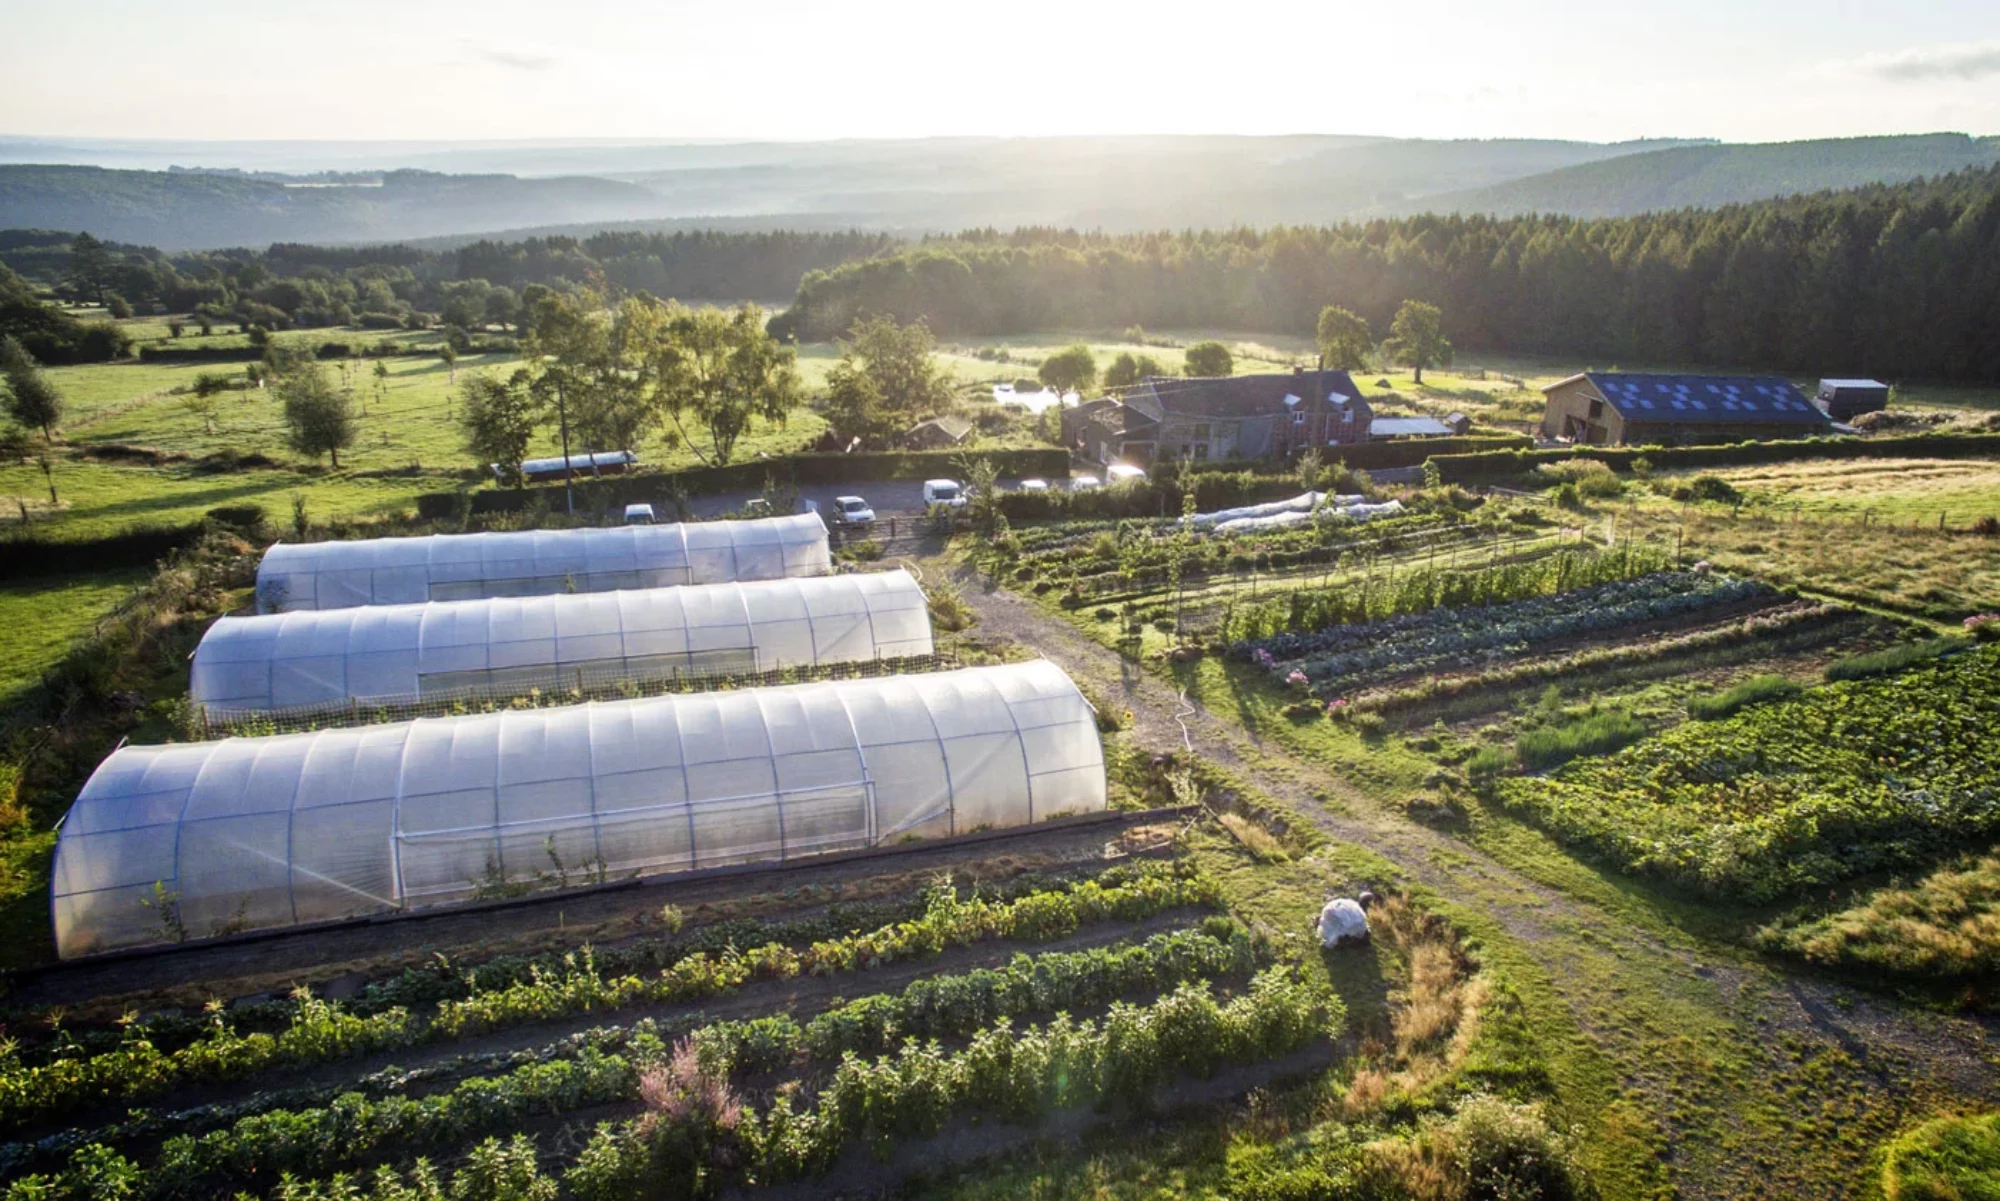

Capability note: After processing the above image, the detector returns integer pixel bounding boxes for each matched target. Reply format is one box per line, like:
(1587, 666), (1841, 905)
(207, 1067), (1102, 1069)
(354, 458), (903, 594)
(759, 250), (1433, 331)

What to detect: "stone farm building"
(1064, 369), (1385, 465)
(1540, 372), (1833, 445)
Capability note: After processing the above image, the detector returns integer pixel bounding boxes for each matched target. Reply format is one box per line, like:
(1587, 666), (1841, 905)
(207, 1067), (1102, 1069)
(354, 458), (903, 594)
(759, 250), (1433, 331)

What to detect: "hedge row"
(1425, 432), (2000, 483)
(0, 524), (204, 582)
(415, 448), (1073, 519)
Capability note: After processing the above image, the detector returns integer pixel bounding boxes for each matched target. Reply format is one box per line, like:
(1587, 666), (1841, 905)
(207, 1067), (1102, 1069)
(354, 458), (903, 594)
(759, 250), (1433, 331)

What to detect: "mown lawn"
(0, 568), (148, 699)
(0, 458), (438, 541)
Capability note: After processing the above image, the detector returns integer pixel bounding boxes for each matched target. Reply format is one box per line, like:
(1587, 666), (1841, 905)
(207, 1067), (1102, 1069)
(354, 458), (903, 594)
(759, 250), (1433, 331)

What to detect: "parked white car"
(623, 503), (656, 525)
(1071, 474), (1102, 489)
(831, 496), (876, 527)
(1016, 478), (1050, 493)
(1106, 463), (1147, 483)
(922, 478), (967, 508)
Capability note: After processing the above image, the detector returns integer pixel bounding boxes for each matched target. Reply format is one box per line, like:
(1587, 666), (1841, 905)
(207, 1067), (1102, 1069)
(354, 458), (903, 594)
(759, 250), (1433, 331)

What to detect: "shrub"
(1516, 709), (1645, 771)
(1670, 474), (1742, 505)
(1964, 614), (2000, 641)
(1878, 1111), (2000, 1201)
(1687, 673), (1800, 721)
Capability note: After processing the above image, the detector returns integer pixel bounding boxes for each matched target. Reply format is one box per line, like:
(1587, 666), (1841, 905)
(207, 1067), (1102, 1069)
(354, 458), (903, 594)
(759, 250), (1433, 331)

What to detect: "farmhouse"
(1815, 378), (1890, 422)
(1063, 369), (1377, 464)
(1540, 372), (1833, 446)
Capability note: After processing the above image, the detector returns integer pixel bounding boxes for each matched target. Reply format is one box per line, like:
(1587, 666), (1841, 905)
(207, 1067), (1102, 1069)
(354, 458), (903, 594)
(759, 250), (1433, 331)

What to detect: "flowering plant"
(1286, 669), (1310, 689)
(1965, 613), (2000, 640)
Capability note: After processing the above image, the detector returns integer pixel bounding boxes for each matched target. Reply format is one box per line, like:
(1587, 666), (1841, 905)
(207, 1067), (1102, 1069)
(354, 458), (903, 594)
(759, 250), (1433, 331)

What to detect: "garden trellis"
(194, 570), (934, 718)
(254, 513), (831, 613)
(52, 660), (1107, 958)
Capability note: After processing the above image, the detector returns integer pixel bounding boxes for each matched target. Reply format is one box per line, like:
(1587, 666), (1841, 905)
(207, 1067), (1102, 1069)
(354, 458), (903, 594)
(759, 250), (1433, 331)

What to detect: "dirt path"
(954, 567), (2000, 1201)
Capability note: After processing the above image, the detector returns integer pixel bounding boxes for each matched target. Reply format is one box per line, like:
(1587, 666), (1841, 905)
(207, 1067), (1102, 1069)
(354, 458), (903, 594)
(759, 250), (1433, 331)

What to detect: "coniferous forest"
(770, 165), (2000, 381)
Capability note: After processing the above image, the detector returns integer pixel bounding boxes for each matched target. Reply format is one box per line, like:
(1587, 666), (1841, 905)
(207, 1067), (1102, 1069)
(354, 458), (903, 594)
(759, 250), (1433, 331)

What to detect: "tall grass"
(1687, 673), (1800, 721)
(1516, 709), (1647, 771)
(1877, 1111), (2000, 1201)
(1824, 636), (1967, 681)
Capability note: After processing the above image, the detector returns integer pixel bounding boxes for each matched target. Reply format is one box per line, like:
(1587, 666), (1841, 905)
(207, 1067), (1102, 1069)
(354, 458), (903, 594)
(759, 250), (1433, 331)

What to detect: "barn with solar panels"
(1539, 373), (1834, 446)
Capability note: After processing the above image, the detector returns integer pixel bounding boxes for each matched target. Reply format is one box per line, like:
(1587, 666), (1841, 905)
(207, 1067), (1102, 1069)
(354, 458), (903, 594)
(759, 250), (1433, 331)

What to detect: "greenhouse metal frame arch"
(194, 570), (935, 718)
(255, 513), (831, 613)
(52, 660), (1106, 958)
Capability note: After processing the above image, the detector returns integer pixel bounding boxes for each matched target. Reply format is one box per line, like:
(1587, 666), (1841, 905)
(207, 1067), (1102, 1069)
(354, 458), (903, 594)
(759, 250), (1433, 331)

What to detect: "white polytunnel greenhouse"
(193, 570), (936, 718)
(254, 513), (831, 613)
(52, 659), (1106, 957)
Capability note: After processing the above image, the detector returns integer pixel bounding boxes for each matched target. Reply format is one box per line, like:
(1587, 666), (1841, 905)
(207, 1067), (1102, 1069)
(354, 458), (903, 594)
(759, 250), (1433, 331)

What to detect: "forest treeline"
(769, 165), (2000, 382)
(0, 228), (897, 344)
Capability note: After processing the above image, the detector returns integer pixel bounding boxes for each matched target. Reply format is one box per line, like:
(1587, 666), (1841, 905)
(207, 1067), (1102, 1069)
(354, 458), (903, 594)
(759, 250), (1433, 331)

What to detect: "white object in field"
(623, 504), (656, 524)
(192, 570), (935, 718)
(53, 660), (1107, 958)
(254, 513), (831, 613)
(1106, 463), (1146, 482)
(1186, 491), (1361, 529)
(992, 385), (1074, 412)
(1210, 497), (1402, 535)
(1318, 898), (1371, 948)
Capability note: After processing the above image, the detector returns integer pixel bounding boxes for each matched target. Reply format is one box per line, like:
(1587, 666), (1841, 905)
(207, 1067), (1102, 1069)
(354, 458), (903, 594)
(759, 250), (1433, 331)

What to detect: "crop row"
(5, 963), (1335, 1201)
(1342, 601), (1843, 716)
(18, 868), (1105, 1066)
(0, 864), (1220, 1133)
(1498, 644), (2000, 902)
(1269, 571), (1771, 694)
(1224, 543), (1675, 643)
(12, 926), (1260, 1197)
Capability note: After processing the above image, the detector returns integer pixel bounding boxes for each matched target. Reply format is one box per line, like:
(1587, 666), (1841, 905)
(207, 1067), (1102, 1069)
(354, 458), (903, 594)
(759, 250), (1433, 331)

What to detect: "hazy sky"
(4, 0), (1997, 144)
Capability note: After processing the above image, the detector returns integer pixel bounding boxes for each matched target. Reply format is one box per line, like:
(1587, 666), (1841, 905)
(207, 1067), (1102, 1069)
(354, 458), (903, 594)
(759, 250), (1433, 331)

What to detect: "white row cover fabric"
(1184, 492), (1362, 529)
(255, 514), (831, 613)
(194, 571), (934, 718)
(53, 660), (1105, 958)
(1210, 498), (1404, 535)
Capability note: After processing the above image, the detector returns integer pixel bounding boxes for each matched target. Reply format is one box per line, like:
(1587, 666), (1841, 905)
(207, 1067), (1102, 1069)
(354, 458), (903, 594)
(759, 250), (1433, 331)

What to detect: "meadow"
(0, 568), (149, 698)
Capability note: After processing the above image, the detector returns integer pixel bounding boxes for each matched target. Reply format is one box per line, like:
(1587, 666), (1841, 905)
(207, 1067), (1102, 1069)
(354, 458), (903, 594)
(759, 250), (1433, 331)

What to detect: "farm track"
(954, 567), (2000, 1201)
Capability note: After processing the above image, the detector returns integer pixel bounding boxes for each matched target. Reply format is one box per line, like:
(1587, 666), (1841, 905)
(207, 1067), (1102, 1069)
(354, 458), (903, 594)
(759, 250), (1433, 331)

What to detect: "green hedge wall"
(417, 447), (1073, 519)
(1425, 432), (2000, 483)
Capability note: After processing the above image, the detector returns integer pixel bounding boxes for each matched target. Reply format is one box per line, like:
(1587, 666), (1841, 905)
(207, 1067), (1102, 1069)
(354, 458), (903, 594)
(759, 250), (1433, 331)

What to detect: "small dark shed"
(1815, 379), (1890, 422)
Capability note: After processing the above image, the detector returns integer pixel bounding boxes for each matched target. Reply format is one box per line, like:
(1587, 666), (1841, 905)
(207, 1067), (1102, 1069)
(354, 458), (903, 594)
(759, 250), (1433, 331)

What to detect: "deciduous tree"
(646, 302), (801, 465)
(0, 336), (63, 440)
(1315, 305), (1372, 371)
(1384, 300), (1453, 384)
(67, 233), (114, 304)
(1038, 343), (1097, 395)
(1183, 341), (1233, 377)
(460, 369), (543, 486)
(276, 362), (356, 468)
(820, 315), (955, 447)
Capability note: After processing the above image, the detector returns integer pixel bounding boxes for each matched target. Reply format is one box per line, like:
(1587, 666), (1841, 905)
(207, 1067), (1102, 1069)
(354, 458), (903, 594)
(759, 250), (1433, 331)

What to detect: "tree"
(1384, 300), (1452, 385)
(105, 294), (134, 320)
(1, 336), (63, 440)
(647, 302), (801, 465)
(460, 369), (543, 486)
(275, 362), (356, 468)
(181, 372), (230, 434)
(1183, 341), (1233, 377)
(524, 287), (654, 458)
(1038, 343), (1097, 396)
(820, 315), (956, 446)
(1103, 351), (1164, 390)
(1315, 305), (1372, 371)
(439, 341), (459, 384)
(67, 233), (114, 304)
(955, 452), (1002, 536)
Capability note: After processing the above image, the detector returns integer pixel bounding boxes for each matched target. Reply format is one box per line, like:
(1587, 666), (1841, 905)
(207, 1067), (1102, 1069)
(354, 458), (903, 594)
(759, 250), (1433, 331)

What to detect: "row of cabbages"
(1238, 571), (1772, 693)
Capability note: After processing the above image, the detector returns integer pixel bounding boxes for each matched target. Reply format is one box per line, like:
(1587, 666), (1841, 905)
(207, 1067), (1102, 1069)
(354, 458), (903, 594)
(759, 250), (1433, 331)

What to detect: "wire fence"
(199, 649), (965, 738)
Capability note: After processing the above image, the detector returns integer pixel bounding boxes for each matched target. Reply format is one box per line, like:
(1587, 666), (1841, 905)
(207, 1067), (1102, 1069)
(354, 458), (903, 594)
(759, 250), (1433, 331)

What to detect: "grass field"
(0, 458), (438, 540)
(1668, 457), (2000, 525)
(0, 568), (148, 698)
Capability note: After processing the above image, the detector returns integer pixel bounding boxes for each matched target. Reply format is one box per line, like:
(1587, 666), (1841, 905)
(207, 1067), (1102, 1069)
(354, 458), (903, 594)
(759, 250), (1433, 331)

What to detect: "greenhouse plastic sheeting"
(1184, 492), (1361, 529)
(52, 660), (1105, 958)
(194, 571), (935, 717)
(1211, 499), (1404, 534)
(254, 513), (831, 613)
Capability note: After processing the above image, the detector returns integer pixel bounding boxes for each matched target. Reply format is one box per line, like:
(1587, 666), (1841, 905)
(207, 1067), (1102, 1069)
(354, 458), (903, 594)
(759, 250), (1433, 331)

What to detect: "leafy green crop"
(1500, 644), (2000, 902)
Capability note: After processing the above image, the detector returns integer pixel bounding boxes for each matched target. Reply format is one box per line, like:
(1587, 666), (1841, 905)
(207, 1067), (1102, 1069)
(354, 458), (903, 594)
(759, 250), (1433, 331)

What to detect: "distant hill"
(1417, 133), (2000, 217)
(2, 133), (1992, 248)
(0, 166), (669, 251)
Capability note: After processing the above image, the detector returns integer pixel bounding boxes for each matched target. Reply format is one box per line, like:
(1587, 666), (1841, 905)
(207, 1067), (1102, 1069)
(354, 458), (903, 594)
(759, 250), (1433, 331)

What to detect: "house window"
(1292, 410), (1306, 425)
(1341, 409), (1353, 423)
(1193, 444), (1209, 461)
(1191, 423), (1210, 439)
(1588, 398), (1604, 419)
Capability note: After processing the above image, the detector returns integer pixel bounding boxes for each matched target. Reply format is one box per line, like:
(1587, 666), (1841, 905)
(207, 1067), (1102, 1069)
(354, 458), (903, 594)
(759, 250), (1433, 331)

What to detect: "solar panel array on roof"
(1583, 374), (1832, 427)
